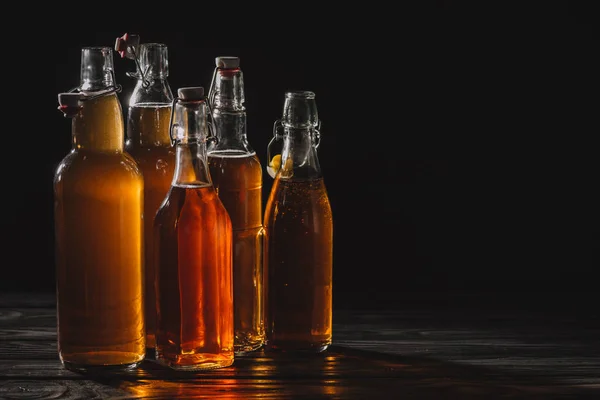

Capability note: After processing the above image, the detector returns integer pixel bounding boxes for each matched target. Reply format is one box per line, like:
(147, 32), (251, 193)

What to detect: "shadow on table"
(81, 346), (598, 399)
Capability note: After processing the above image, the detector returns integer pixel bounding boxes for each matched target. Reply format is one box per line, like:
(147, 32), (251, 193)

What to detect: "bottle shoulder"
(155, 185), (232, 228)
(121, 151), (144, 176)
(54, 150), (144, 183)
(264, 178), (333, 228)
(127, 144), (176, 159)
(207, 152), (263, 187)
(129, 147), (176, 184)
(129, 79), (174, 106)
(207, 150), (262, 166)
(208, 142), (257, 156)
(267, 177), (331, 207)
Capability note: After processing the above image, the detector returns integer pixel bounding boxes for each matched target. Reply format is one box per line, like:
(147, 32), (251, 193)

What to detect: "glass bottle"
(54, 47), (145, 371)
(207, 56), (265, 354)
(263, 91), (333, 353)
(154, 86), (234, 370)
(124, 42), (175, 351)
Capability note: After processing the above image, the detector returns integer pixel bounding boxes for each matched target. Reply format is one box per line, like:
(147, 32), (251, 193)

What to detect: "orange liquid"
(208, 151), (265, 353)
(126, 104), (175, 349)
(54, 94), (145, 370)
(264, 177), (333, 352)
(154, 184), (234, 370)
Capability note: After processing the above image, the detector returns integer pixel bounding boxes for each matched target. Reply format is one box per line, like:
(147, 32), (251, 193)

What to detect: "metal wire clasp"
(168, 97), (178, 146)
(313, 121), (322, 149)
(268, 120), (322, 149)
(265, 120), (284, 178)
(57, 93), (83, 118)
(266, 119), (322, 177)
(168, 96), (219, 147)
(57, 69), (122, 118)
(268, 119), (284, 156)
(207, 66), (218, 112)
(115, 33), (150, 89)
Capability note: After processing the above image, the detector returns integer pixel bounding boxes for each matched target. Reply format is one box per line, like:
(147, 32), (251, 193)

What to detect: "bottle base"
(265, 339), (331, 353)
(60, 351), (145, 373)
(62, 359), (143, 374)
(234, 337), (265, 355)
(155, 349), (234, 371)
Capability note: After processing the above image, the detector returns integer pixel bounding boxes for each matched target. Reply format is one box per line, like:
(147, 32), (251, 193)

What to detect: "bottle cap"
(216, 56), (240, 69)
(178, 87), (205, 101)
(114, 33), (140, 59)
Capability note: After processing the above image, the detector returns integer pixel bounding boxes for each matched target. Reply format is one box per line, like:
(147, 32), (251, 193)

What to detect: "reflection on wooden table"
(1, 293), (599, 399)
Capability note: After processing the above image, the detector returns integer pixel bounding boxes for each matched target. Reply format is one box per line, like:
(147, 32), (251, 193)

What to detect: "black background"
(2, 3), (596, 310)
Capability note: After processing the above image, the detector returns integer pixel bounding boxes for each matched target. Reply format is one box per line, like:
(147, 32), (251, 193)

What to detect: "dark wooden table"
(1, 292), (598, 399)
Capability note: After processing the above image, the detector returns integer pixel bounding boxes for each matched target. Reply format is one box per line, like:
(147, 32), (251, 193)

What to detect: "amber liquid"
(126, 104), (175, 349)
(54, 94), (145, 371)
(154, 184), (234, 370)
(208, 151), (265, 353)
(264, 177), (333, 352)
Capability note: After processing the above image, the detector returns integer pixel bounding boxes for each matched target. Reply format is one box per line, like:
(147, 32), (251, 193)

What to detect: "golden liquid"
(126, 104), (175, 349)
(154, 184), (234, 370)
(208, 151), (265, 353)
(54, 94), (145, 369)
(264, 177), (333, 352)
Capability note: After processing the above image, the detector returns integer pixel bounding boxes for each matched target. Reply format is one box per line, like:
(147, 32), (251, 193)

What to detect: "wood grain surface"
(0, 292), (598, 399)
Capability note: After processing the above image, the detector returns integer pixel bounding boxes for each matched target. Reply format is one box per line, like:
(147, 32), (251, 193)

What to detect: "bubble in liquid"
(156, 159), (167, 173)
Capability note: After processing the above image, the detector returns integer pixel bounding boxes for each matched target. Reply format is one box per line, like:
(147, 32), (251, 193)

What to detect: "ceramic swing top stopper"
(177, 87), (205, 101)
(215, 56), (240, 69)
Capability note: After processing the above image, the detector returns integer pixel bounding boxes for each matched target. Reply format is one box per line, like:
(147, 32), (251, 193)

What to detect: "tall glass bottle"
(154, 86), (234, 370)
(207, 56), (265, 354)
(124, 42), (175, 351)
(264, 91), (333, 353)
(54, 47), (145, 371)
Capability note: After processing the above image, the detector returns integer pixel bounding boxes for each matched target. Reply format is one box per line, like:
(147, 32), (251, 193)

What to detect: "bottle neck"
(128, 78), (173, 147)
(211, 108), (251, 152)
(72, 47), (123, 152)
(72, 93), (124, 152)
(171, 98), (212, 186)
(276, 91), (321, 179)
(210, 68), (252, 152)
(139, 43), (169, 80)
(128, 42), (172, 103)
(130, 76), (173, 103)
(173, 139), (212, 186)
(80, 47), (115, 91)
(126, 43), (173, 147)
(280, 127), (322, 179)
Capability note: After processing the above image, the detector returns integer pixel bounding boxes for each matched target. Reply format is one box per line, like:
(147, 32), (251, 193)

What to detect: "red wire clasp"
(115, 32), (150, 88)
(114, 33), (140, 60)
